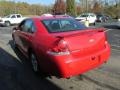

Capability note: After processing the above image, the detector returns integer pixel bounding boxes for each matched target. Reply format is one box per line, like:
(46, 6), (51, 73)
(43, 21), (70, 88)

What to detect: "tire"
(29, 51), (49, 78)
(5, 21), (11, 27)
(29, 52), (39, 73)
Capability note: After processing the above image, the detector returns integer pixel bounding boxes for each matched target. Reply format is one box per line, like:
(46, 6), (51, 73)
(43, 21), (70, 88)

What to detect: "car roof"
(32, 15), (73, 21)
(81, 13), (96, 15)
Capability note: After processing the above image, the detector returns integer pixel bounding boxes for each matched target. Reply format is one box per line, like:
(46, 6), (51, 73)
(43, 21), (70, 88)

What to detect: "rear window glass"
(42, 18), (86, 33)
(97, 15), (103, 17)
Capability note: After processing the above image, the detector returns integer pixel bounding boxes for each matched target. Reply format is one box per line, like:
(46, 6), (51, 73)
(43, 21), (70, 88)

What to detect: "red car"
(12, 15), (110, 78)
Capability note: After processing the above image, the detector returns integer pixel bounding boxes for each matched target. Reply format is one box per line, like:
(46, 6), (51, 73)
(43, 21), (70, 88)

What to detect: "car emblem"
(89, 39), (95, 42)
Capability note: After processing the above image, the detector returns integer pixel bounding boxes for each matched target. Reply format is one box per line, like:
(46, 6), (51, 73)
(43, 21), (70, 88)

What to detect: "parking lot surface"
(0, 23), (120, 90)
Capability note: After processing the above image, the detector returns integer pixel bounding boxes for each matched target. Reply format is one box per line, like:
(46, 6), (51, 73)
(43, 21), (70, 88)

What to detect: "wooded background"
(0, 0), (120, 18)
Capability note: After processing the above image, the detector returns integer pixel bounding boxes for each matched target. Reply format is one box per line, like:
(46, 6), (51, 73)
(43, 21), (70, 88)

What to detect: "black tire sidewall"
(5, 21), (10, 27)
(29, 52), (39, 73)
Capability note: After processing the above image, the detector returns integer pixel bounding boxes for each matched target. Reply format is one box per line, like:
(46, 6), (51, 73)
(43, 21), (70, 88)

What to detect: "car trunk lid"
(52, 29), (106, 56)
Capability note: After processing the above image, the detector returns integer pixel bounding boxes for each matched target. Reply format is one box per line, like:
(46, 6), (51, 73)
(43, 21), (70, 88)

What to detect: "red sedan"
(12, 15), (110, 78)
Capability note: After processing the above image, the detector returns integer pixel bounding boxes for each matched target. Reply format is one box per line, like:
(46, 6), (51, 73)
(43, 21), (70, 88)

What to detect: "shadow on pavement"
(103, 25), (120, 29)
(0, 42), (62, 90)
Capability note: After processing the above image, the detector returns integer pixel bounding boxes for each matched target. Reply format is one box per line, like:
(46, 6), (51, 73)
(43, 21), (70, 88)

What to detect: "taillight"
(47, 39), (70, 56)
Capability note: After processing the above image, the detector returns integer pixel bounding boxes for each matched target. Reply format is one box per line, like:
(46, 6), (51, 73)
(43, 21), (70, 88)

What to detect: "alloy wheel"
(31, 53), (38, 72)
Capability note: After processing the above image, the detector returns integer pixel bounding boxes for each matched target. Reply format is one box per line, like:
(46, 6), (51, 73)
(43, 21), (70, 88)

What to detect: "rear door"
(18, 19), (36, 53)
(14, 20), (26, 50)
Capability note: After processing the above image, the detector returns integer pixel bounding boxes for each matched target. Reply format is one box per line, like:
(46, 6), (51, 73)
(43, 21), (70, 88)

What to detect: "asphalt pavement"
(0, 22), (120, 90)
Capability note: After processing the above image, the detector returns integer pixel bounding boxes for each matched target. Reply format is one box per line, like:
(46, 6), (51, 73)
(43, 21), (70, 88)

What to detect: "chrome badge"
(89, 39), (95, 42)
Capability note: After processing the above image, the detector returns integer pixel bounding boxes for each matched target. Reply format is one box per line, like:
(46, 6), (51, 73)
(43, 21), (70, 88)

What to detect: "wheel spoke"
(31, 54), (38, 72)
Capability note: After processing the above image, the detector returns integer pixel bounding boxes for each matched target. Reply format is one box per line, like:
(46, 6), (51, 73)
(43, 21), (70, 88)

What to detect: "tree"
(76, 6), (81, 15)
(66, 0), (76, 16)
(0, 0), (52, 16)
(114, 0), (120, 7)
(52, 0), (66, 15)
(0, 1), (15, 16)
(92, 1), (102, 13)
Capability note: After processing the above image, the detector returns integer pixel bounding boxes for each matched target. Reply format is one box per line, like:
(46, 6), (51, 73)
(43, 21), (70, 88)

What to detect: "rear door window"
(19, 19), (33, 32)
(24, 20), (32, 32)
(11, 15), (16, 18)
(21, 19), (36, 33)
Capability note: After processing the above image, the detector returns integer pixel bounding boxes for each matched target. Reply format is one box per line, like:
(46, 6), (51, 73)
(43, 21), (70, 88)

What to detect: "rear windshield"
(42, 18), (86, 33)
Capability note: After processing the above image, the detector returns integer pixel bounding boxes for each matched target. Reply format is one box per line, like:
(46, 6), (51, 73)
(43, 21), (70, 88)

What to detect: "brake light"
(47, 39), (70, 56)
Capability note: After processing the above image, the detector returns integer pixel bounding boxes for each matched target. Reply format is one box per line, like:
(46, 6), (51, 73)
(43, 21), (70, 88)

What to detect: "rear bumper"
(47, 44), (110, 78)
